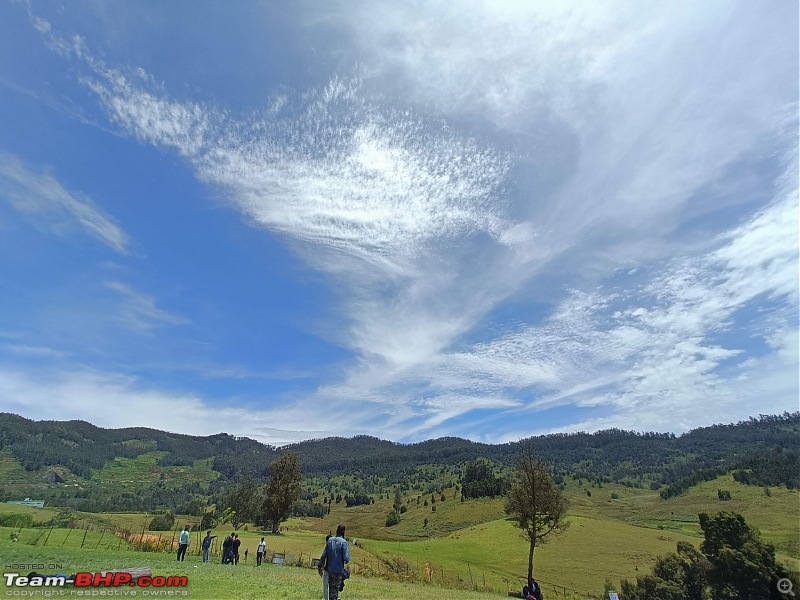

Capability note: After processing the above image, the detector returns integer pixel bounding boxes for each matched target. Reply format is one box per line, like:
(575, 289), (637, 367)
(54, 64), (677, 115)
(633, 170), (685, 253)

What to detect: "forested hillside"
(0, 412), (797, 513)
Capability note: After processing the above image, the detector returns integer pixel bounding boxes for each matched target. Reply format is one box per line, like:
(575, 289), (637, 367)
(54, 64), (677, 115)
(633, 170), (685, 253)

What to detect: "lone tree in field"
(505, 445), (568, 581)
(262, 451), (303, 534)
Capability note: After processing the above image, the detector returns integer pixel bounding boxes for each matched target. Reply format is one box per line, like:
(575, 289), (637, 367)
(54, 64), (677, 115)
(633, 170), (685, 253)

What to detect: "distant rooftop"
(7, 498), (45, 508)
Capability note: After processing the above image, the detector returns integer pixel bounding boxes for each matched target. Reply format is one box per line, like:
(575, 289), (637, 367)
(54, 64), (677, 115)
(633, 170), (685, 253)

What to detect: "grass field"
(562, 475), (800, 560)
(0, 502), (61, 523)
(362, 513), (702, 597)
(2, 472), (797, 599)
(1, 536), (507, 600)
(0, 516), (731, 599)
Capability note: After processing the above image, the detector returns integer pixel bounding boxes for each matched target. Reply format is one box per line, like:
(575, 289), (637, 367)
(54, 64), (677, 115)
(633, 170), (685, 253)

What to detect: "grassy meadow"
(1, 470), (797, 599)
(0, 537), (504, 600)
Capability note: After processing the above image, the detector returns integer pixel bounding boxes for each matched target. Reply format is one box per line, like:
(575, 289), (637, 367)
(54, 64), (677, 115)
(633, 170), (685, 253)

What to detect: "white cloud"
(0, 367), (286, 445)
(2, 344), (69, 359)
(335, 0), (794, 258)
(18, 2), (798, 440)
(0, 154), (129, 253)
(82, 74), (211, 158)
(104, 281), (189, 334)
(0, 363), (369, 446)
(443, 180), (799, 436)
(187, 75), (512, 266)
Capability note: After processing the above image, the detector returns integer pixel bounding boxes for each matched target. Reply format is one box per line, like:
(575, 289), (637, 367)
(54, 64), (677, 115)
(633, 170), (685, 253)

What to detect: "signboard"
(271, 553), (286, 565)
(609, 593), (620, 600)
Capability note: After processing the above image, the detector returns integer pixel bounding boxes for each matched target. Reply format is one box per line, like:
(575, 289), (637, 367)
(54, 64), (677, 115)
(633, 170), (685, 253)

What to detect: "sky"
(0, 0), (797, 446)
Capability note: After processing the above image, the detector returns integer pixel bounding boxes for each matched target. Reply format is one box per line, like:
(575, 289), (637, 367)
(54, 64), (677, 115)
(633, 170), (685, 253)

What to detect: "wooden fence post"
(42, 526), (54, 547)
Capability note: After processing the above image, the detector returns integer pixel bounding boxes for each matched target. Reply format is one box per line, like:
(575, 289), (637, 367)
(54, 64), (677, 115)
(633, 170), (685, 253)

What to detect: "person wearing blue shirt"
(201, 531), (216, 563)
(318, 524), (350, 600)
(320, 535), (331, 600)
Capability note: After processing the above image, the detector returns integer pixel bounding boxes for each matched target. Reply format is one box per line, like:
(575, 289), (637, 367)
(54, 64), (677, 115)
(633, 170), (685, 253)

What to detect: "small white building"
(8, 497), (45, 508)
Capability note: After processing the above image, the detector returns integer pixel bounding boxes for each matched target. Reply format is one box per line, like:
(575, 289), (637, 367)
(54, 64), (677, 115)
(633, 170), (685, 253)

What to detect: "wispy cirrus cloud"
(1, 344), (70, 359)
(0, 153), (129, 253)
(13, 2), (797, 442)
(336, 0), (794, 257)
(42, 30), (524, 381)
(442, 163), (799, 435)
(104, 281), (189, 334)
(201, 83), (511, 263)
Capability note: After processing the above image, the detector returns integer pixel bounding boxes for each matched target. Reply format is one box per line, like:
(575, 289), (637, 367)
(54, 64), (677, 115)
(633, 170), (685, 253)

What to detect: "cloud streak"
(104, 281), (189, 334)
(9, 2), (797, 442)
(0, 153), (129, 253)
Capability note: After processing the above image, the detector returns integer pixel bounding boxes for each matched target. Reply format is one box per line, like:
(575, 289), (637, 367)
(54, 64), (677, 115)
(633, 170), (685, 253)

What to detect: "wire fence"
(3, 523), (604, 598)
(344, 548), (603, 599)
(4, 523), (313, 566)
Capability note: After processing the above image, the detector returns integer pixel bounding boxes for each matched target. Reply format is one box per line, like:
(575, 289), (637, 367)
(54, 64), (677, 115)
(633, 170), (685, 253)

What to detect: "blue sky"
(0, 0), (797, 445)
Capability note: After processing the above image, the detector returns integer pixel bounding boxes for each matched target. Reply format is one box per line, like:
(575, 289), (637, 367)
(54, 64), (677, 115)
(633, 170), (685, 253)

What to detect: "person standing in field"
(201, 530), (216, 563)
(232, 533), (242, 565)
(257, 537), (266, 566)
(221, 533), (233, 564)
(176, 526), (190, 561)
(319, 535), (331, 600)
(319, 525), (350, 600)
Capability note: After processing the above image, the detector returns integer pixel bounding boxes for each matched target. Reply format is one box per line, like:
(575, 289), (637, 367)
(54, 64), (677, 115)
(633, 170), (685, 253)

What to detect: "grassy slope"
(1, 449), (218, 508)
(0, 448), (23, 480)
(90, 452), (218, 487)
(2, 458), (797, 598)
(0, 502), (60, 523)
(0, 448), (58, 492)
(364, 513), (699, 597)
(1, 534), (504, 600)
(563, 475), (799, 561)
(310, 474), (799, 595)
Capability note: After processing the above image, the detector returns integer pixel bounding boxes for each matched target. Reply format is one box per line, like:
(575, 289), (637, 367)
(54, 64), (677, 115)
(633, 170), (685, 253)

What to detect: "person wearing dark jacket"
(221, 533), (233, 564)
(232, 534), (241, 565)
(523, 576), (543, 600)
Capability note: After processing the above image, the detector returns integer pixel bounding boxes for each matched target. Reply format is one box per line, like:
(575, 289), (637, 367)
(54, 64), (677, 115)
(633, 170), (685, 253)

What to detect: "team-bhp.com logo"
(4, 572), (188, 596)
